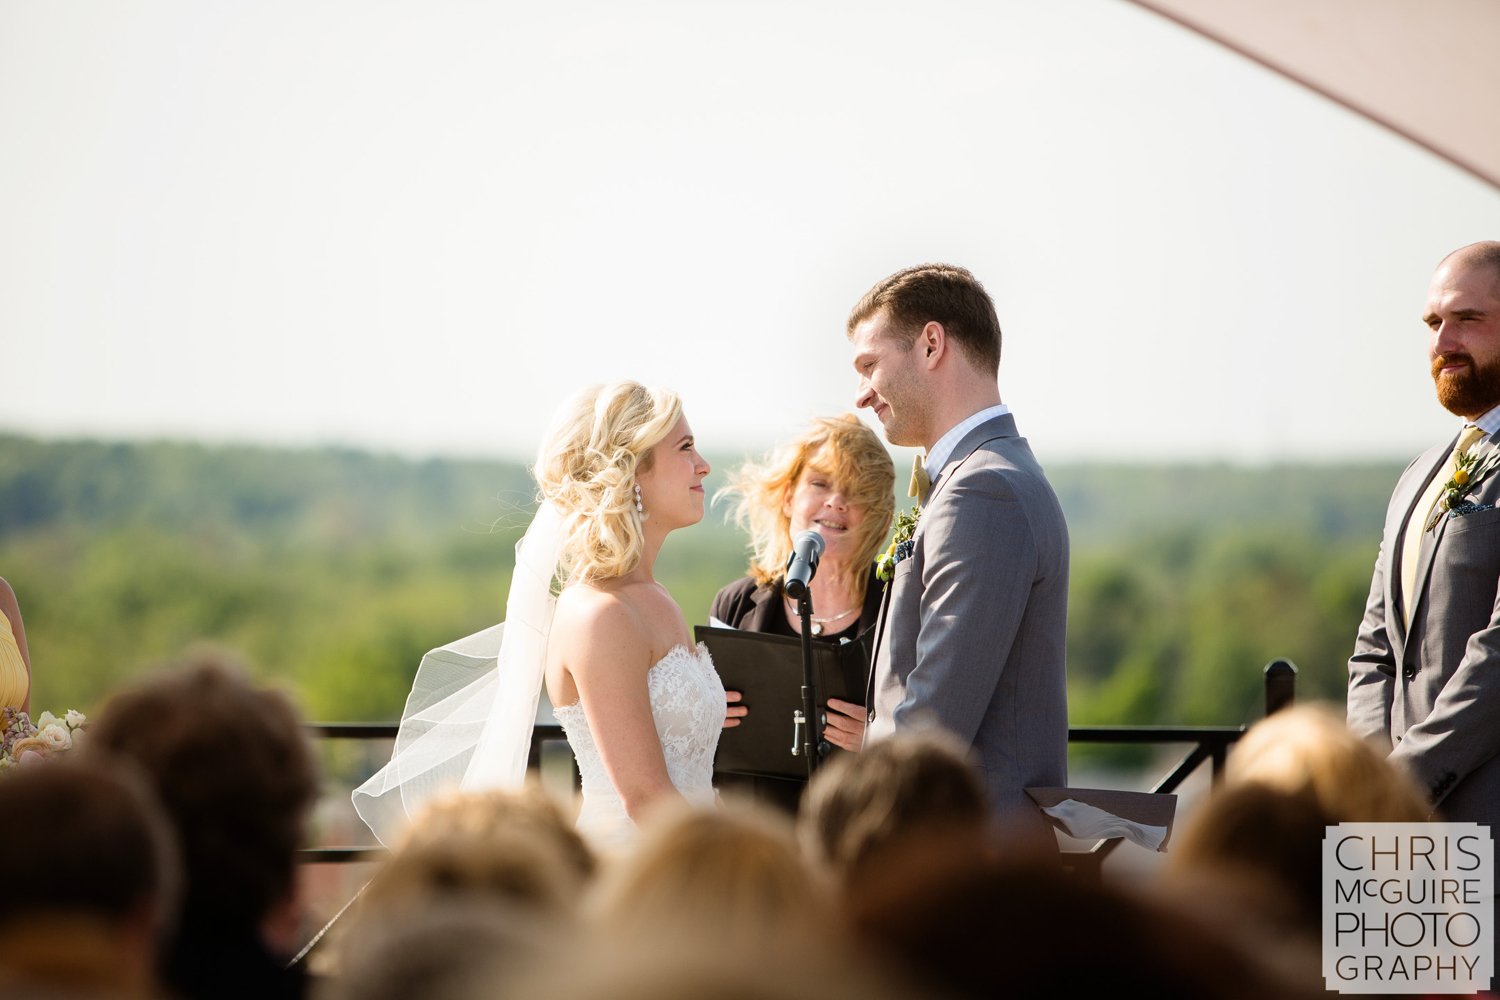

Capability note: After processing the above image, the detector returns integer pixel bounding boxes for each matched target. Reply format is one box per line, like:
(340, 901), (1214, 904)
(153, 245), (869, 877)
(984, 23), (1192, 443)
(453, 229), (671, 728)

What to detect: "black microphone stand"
(793, 591), (825, 779)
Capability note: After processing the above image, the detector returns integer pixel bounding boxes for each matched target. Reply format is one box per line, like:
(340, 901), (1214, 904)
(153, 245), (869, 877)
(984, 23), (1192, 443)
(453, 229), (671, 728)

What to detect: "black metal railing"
(299, 659), (1298, 867)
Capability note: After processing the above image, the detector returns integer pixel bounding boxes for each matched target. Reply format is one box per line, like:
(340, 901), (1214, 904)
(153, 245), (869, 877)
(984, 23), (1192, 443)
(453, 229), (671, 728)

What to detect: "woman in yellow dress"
(0, 577), (33, 713)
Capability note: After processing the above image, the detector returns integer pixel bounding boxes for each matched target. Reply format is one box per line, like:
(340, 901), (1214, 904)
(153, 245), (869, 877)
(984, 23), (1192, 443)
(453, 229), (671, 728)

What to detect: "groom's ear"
(919, 321), (946, 369)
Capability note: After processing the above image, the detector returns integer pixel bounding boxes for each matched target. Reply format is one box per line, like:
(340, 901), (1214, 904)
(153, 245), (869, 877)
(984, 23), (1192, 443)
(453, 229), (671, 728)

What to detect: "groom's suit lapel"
(863, 413), (1020, 719)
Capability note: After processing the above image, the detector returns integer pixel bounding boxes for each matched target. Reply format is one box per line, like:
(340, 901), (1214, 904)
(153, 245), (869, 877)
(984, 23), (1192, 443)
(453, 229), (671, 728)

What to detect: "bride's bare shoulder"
(551, 584), (651, 662)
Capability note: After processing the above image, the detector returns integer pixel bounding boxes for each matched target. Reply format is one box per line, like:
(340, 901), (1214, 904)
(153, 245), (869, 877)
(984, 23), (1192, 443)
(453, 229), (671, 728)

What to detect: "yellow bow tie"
(908, 453), (932, 503)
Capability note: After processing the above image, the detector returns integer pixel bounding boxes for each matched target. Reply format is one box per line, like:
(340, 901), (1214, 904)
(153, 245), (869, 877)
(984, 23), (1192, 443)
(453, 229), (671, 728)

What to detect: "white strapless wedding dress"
(553, 642), (724, 847)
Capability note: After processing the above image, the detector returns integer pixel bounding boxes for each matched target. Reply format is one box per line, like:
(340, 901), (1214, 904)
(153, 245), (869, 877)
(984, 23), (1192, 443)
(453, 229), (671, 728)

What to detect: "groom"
(848, 263), (1068, 849)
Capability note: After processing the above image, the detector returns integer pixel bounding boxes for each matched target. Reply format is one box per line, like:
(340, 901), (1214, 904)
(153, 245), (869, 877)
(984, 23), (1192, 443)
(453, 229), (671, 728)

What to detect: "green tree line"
(0, 435), (1397, 731)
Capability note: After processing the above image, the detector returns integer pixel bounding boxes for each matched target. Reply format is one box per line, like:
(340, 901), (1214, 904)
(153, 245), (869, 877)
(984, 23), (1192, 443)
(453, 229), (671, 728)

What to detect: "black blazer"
(708, 566), (886, 814)
(710, 567), (886, 639)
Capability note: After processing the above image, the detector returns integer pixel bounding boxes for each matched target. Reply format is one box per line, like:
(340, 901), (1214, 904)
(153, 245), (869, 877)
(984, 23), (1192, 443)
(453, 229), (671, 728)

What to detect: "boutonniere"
(1427, 443), (1500, 531)
(875, 507), (922, 581)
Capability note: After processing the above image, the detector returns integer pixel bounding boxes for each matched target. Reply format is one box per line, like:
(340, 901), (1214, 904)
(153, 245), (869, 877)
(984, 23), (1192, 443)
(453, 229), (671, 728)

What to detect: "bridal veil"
(352, 503), (562, 848)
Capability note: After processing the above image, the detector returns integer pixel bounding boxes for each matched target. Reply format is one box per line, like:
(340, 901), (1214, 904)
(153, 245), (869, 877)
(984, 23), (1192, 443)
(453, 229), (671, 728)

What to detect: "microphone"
(784, 530), (825, 600)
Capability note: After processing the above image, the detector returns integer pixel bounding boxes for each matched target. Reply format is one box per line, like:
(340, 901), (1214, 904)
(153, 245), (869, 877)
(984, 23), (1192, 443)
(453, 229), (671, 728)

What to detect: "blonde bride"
(354, 382), (723, 849)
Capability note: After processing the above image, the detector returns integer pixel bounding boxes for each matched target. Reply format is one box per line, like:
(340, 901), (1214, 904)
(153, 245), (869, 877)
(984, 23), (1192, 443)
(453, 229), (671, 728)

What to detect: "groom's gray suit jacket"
(865, 413), (1069, 838)
(1349, 428), (1500, 827)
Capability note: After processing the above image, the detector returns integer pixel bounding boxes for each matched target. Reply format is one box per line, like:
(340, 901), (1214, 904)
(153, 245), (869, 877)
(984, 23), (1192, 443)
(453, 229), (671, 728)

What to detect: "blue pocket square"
(1450, 502), (1495, 517)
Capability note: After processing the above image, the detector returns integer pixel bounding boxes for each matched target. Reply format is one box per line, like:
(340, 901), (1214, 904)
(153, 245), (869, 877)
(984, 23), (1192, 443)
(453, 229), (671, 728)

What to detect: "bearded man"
(1348, 240), (1500, 828)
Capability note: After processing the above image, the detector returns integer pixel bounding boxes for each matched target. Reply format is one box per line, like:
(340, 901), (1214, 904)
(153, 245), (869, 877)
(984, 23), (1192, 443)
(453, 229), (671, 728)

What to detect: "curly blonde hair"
(590, 802), (831, 954)
(720, 414), (895, 588)
(1226, 702), (1429, 822)
(533, 381), (683, 582)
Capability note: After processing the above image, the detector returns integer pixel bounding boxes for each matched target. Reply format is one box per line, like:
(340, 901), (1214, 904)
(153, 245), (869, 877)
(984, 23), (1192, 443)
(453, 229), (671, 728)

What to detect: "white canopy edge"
(1126, 0), (1500, 191)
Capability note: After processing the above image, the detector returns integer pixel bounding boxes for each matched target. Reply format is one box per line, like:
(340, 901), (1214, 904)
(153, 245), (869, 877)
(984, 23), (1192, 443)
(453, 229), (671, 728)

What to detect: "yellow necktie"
(908, 453), (932, 504)
(1401, 425), (1487, 628)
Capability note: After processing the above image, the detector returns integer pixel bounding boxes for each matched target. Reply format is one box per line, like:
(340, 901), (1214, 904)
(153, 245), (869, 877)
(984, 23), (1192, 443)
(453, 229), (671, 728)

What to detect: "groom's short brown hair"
(847, 263), (1002, 376)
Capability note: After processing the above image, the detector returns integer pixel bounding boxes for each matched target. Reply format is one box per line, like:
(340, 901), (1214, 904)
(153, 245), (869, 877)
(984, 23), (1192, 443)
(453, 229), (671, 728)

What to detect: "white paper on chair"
(1025, 787), (1177, 852)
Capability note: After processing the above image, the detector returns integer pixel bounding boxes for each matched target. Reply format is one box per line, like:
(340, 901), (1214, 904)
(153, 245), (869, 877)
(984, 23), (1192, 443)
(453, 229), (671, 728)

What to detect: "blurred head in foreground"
(800, 728), (993, 885)
(88, 652), (319, 997)
(0, 756), (180, 997)
(591, 801), (836, 959)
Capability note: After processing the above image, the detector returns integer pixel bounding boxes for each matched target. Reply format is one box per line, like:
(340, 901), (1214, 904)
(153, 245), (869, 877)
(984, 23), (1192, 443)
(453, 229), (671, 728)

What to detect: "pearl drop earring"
(634, 483), (643, 513)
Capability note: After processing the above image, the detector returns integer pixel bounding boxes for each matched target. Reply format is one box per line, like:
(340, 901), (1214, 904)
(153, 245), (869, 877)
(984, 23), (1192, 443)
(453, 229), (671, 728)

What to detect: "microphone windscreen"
(793, 530), (825, 559)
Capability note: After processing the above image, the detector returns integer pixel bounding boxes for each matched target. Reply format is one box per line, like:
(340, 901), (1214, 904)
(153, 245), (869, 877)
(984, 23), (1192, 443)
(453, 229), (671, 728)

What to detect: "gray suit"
(1349, 429), (1500, 827)
(865, 413), (1069, 840)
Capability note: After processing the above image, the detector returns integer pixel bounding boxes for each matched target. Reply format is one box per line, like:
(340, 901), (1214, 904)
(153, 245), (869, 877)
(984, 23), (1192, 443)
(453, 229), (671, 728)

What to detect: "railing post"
(1264, 658), (1297, 716)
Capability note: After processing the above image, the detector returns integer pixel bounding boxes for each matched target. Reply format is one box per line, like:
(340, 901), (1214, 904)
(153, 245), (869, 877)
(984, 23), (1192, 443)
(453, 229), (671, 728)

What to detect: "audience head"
(721, 414), (895, 585)
(1160, 702), (1431, 963)
(533, 381), (687, 581)
(850, 854), (1318, 1000)
(86, 652), (319, 938)
(329, 897), (563, 1000)
(1227, 702), (1429, 822)
(502, 938), (899, 1000)
(363, 785), (595, 919)
(1165, 781), (1334, 938)
(591, 801), (833, 957)
(0, 756), (180, 994)
(800, 729), (990, 883)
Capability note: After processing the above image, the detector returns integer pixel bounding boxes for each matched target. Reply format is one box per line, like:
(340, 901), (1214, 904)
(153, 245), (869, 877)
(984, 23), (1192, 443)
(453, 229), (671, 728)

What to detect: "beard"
(1433, 352), (1500, 418)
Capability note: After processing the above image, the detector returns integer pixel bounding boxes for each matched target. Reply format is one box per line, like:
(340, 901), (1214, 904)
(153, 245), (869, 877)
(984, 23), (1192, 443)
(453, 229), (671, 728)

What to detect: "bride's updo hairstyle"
(534, 381), (683, 583)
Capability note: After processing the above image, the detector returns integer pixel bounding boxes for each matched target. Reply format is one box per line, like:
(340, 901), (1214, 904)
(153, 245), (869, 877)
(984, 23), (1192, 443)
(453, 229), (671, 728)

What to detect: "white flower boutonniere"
(1427, 443), (1500, 532)
(875, 507), (922, 582)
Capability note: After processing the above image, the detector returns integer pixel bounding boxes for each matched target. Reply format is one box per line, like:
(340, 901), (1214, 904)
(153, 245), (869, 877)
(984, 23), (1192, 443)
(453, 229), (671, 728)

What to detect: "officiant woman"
(712, 415), (895, 809)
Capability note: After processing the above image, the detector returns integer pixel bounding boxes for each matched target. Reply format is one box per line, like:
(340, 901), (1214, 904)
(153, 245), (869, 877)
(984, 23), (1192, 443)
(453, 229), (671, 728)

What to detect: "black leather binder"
(695, 624), (872, 780)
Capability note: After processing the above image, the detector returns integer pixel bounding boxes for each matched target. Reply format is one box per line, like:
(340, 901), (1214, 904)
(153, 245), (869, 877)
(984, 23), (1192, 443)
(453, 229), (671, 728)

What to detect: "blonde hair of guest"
(589, 801), (835, 956)
(1228, 702), (1430, 822)
(362, 786), (596, 919)
(719, 413), (895, 589)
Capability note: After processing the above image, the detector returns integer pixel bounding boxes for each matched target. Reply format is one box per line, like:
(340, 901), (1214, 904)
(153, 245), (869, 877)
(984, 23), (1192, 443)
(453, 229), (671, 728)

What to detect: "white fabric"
(1038, 798), (1170, 852)
(552, 642), (724, 848)
(1126, 0), (1500, 190)
(352, 503), (562, 849)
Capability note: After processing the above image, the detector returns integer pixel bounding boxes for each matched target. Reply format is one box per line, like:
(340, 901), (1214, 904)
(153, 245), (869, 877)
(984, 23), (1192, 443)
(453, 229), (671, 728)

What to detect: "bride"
(540, 381), (722, 844)
(353, 382), (723, 849)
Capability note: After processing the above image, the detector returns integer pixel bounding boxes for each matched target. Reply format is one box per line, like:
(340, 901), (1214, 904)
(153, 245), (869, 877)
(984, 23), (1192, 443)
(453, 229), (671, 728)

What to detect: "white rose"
(65, 710), (86, 729)
(35, 711), (57, 730)
(39, 724), (71, 751)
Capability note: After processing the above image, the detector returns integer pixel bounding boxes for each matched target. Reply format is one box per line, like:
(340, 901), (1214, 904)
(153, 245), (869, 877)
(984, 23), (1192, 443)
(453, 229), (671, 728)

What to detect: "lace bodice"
(553, 642), (723, 847)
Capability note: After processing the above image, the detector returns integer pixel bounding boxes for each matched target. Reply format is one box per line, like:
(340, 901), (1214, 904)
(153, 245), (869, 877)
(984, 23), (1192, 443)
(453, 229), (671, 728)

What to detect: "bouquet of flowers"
(1, 707), (87, 768)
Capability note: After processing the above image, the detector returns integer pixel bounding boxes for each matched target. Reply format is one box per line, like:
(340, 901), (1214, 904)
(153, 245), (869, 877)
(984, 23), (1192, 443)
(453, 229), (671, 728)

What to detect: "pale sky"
(2, 0), (1498, 467)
